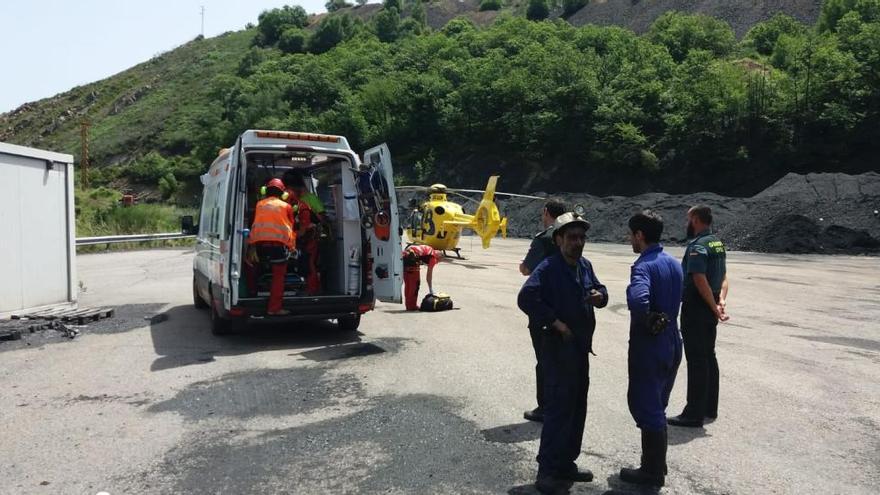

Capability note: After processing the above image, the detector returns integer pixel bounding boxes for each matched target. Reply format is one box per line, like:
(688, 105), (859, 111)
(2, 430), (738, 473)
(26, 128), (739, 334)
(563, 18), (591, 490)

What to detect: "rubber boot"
(619, 429), (666, 487)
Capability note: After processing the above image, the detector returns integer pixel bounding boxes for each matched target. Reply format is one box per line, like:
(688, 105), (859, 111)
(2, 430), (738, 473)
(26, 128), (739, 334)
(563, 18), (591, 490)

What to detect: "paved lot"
(1, 238), (878, 494)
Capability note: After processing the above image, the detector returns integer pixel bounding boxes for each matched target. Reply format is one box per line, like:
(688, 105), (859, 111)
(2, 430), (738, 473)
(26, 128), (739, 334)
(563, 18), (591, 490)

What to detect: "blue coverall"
(518, 253), (608, 477)
(626, 244), (684, 432)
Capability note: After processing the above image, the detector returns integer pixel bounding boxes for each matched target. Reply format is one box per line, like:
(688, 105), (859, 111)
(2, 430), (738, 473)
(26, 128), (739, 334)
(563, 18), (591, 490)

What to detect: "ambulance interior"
(240, 151), (364, 301)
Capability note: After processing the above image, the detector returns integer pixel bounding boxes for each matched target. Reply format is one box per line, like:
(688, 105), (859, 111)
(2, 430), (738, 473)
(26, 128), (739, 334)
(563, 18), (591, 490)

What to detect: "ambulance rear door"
(362, 144), (402, 303)
(227, 137), (246, 307)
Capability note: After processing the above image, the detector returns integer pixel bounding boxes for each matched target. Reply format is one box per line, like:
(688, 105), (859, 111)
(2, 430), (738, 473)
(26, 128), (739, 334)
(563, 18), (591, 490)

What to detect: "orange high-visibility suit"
(249, 196), (296, 314)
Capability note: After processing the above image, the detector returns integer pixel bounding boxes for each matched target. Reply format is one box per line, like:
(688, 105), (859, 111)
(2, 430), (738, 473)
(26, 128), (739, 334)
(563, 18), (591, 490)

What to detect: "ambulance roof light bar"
(254, 131), (340, 143)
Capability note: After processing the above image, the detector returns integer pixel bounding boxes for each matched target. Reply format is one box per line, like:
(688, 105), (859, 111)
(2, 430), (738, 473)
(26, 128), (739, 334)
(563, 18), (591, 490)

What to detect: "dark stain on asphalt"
(299, 338), (408, 362)
(481, 421), (542, 444)
(745, 276), (811, 286)
(66, 393), (152, 407)
(793, 335), (880, 352)
(766, 320), (800, 328)
(0, 303), (166, 353)
(147, 367), (365, 420)
(127, 394), (527, 493)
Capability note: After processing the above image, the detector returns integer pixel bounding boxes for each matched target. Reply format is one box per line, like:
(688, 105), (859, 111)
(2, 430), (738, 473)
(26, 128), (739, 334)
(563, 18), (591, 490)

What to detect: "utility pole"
(200, 5), (205, 37)
(80, 120), (90, 189)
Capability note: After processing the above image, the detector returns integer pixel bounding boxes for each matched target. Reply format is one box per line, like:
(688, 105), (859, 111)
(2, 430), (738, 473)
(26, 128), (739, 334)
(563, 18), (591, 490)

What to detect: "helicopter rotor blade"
(444, 188), (545, 200)
(445, 190), (481, 205)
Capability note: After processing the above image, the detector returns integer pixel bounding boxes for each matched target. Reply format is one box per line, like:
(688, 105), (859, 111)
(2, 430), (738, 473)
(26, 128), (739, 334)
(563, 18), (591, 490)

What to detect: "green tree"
(399, 17), (426, 37)
(128, 151), (172, 183)
(410, 0), (427, 27)
(279, 27), (308, 53)
(255, 5), (309, 46)
(374, 7), (402, 42)
(384, 0), (403, 11)
(526, 0), (549, 21)
(308, 14), (360, 53)
(237, 47), (268, 77)
(648, 11), (735, 62)
(158, 172), (180, 200)
(743, 14), (808, 55)
(818, 0), (880, 32)
(326, 0), (353, 12)
(441, 17), (476, 37)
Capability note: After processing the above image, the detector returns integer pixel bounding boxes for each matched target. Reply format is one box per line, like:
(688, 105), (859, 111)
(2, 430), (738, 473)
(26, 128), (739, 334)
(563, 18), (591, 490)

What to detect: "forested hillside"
(2, 0), (878, 201)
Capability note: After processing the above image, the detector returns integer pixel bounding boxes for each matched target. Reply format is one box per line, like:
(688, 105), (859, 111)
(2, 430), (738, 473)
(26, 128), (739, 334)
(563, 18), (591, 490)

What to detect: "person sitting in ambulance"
(402, 244), (442, 311)
(246, 178), (296, 316)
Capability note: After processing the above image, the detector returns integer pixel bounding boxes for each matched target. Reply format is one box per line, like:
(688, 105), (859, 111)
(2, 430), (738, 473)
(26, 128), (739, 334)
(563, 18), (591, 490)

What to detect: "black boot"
(524, 407), (544, 422)
(619, 429), (666, 487)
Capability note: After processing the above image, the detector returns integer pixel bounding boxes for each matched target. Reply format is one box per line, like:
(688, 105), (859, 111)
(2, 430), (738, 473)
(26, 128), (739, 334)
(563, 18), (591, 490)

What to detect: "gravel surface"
(1, 244), (878, 494)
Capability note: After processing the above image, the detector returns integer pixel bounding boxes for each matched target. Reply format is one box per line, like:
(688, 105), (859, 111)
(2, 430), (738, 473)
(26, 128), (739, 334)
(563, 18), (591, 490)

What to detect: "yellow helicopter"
(399, 176), (542, 258)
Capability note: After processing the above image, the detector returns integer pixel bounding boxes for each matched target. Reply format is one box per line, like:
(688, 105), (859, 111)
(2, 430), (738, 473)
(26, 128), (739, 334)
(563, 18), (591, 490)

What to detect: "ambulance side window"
(210, 183), (223, 236)
(200, 180), (220, 238)
(199, 182), (214, 236)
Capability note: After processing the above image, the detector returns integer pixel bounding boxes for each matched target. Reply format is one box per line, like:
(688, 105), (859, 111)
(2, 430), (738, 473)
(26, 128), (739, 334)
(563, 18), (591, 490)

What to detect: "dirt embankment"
(403, 173), (880, 255)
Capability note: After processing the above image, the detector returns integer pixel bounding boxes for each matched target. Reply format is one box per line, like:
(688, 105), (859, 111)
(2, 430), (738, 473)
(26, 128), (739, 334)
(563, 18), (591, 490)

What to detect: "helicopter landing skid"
(442, 249), (464, 260)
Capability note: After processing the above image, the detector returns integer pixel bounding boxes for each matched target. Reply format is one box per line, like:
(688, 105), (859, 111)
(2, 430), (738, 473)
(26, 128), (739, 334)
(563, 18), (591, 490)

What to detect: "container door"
(362, 144), (402, 303)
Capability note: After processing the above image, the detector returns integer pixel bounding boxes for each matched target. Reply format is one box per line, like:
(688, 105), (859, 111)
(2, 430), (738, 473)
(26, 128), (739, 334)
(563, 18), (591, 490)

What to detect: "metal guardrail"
(75, 233), (195, 246)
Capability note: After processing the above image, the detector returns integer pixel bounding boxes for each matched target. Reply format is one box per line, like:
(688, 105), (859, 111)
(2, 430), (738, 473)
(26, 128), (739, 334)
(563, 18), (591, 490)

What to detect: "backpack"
(420, 293), (453, 312)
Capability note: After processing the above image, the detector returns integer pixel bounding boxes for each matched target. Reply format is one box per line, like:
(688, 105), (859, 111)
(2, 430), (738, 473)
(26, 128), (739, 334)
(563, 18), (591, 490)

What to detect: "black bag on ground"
(420, 293), (453, 312)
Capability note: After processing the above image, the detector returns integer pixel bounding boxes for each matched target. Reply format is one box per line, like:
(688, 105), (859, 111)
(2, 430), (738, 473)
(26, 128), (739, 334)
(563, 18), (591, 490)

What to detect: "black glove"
(646, 311), (670, 336)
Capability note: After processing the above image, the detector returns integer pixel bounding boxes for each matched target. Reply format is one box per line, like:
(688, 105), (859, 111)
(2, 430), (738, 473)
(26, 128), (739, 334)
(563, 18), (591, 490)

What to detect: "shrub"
(480, 0), (502, 12)
(255, 5), (309, 46)
(326, 0), (354, 12)
(279, 27), (308, 53)
(526, 0), (549, 21)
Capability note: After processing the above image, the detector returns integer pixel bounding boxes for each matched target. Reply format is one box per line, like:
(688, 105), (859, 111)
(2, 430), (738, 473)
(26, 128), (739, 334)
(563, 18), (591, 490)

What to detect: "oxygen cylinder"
(348, 246), (361, 295)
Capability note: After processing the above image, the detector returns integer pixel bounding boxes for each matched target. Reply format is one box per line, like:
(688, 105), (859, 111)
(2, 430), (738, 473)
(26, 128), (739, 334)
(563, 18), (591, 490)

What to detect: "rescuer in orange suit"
(402, 244), (441, 311)
(246, 178), (296, 316)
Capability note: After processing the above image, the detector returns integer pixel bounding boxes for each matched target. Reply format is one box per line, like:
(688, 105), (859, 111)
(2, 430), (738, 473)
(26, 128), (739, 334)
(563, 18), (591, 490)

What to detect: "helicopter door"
(362, 144), (403, 303)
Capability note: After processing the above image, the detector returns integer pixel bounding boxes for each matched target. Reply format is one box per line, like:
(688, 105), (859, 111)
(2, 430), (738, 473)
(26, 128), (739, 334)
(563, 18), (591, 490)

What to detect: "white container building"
(0, 142), (77, 317)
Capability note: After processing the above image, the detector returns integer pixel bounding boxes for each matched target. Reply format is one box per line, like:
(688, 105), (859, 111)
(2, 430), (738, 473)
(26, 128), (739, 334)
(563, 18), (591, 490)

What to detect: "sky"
(0, 0), (329, 113)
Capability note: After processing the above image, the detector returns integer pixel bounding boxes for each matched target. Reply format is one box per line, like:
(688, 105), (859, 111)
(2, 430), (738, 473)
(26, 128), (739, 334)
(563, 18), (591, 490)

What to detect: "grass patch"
(76, 187), (196, 252)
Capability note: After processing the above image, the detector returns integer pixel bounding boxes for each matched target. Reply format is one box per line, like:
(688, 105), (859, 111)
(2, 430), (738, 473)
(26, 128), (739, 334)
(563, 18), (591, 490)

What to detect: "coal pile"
(401, 172), (880, 255)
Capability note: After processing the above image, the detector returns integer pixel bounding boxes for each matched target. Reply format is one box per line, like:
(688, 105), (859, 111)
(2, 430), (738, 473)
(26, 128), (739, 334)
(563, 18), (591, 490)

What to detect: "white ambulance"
(183, 130), (402, 334)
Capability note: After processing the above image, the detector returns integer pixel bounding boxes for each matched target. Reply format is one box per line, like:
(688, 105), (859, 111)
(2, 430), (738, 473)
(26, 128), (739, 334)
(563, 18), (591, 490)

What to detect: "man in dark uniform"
(619, 211), (683, 487)
(518, 212), (608, 494)
(520, 199), (566, 423)
(669, 205), (729, 428)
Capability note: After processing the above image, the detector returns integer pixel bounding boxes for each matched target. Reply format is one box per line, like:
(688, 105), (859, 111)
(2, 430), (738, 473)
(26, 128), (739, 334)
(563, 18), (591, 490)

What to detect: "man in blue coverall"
(517, 212), (608, 494)
(618, 211), (683, 488)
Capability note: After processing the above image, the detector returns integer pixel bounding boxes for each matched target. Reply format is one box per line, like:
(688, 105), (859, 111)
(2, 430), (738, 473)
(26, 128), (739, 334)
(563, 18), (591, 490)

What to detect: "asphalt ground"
(1, 238), (878, 495)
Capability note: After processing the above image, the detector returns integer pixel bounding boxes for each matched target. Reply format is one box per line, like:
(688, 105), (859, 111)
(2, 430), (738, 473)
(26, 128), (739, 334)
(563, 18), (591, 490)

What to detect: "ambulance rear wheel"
(338, 315), (360, 332)
(193, 277), (209, 309)
(210, 290), (234, 336)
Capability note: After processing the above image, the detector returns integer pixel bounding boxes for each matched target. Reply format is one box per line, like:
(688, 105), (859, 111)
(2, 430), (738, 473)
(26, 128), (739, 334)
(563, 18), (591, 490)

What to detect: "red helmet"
(266, 178), (285, 192)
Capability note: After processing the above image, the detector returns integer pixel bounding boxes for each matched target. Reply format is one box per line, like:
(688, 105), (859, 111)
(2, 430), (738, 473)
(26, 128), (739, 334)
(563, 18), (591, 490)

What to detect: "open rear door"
(228, 138), (246, 306)
(363, 144), (402, 303)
